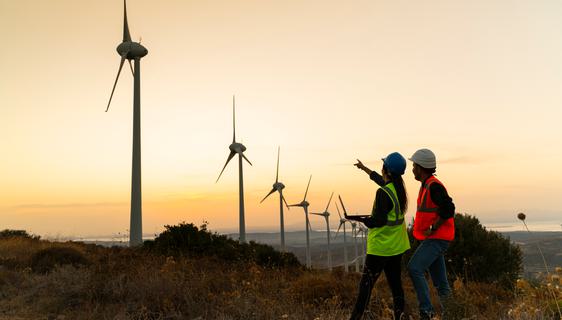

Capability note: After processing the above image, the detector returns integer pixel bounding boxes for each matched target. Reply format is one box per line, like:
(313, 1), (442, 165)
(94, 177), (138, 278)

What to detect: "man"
(407, 149), (455, 320)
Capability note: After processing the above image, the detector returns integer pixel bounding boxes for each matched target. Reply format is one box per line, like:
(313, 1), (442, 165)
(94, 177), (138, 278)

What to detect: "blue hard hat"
(382, 152), (406, 176)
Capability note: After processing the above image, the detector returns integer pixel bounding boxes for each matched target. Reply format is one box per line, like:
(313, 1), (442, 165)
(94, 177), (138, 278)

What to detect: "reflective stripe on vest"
(413, 176), (455, 241)
(381, 185), (404, 226)
(367, 182), (411, 256)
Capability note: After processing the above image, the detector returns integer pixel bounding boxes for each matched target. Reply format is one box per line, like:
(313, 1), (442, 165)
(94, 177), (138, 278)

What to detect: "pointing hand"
(354, 159), (365, 170)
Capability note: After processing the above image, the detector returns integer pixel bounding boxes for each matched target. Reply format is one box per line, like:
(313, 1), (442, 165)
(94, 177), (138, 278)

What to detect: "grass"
(0, 236), (560, 319)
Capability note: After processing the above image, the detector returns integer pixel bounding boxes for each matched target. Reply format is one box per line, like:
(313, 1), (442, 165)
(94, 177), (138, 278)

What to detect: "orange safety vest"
(413, 176), (455, 241)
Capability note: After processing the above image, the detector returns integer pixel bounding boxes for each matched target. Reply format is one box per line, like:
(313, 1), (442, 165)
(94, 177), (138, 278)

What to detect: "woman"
(347, 152), (410, 320)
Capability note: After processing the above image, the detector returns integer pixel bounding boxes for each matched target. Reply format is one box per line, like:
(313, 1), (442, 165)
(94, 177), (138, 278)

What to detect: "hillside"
(0, 227), (560, 319)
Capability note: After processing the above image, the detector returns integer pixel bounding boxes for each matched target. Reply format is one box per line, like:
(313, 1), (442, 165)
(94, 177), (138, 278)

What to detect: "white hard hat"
(409, 149), (436, 169)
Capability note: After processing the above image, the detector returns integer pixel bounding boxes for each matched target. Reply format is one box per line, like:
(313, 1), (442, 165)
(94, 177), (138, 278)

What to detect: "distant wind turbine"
(260, 146), (290, 251)
(339, 197), (361, 272)
(310, 192), (334, 271)
(216, 96), (252, 243)
(105, 0), (148, 247)
(334, 198), (350, 272)
(289, 175), (313, 268)
(351, 222), (360, 272)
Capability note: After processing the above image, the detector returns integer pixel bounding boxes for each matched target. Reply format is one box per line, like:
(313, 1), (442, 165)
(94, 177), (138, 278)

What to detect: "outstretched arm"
(354, 159), (384, 186)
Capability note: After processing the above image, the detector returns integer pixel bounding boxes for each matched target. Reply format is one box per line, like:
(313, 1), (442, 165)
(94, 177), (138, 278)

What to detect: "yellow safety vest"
(367, 182), (411, 256)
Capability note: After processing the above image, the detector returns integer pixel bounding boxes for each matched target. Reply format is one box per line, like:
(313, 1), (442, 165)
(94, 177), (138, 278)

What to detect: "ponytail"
(390, 175), (408, 213)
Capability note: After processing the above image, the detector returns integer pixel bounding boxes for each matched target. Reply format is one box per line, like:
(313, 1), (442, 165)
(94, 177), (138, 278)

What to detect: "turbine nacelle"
(273, 182), (285, 191)
(290, 200), (309, 208)
(229, 142), (247, 154)
(117, 42), (148, 59)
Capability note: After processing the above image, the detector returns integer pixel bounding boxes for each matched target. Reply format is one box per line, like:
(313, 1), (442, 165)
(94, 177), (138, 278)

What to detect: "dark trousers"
(349, 254), (405, 320)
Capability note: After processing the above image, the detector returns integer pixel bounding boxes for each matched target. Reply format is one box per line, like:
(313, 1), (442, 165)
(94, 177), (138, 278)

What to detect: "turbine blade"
(334, 223), (343, 239)
(288, 203), (301, 207)
(303, 175), (312, 201)
(282, 194), (290, 210)
(123, 0), (132, 42)
(308, 220), (313, 233)
(105, 55), (127, 112)
(241, 153), (252, 166)
(128, 59), (135, 77)
(335, 202), (342, 219)
(310, 212), (322, 216)
(260, 188), (276, 203)
(275, 146), (280, 183)
(325, 192), (334, 213)
(216, 151), (236, 183)
(232, 95), (236, 143)
(338, 195), (348, 215)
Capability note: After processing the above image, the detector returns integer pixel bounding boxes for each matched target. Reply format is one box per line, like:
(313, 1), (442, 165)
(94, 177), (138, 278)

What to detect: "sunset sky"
(1, 0), (562, 237)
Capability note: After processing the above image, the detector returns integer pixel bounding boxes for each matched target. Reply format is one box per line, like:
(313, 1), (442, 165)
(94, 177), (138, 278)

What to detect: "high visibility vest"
(367, 182), (411, 256)
(413, 176), (455, 241)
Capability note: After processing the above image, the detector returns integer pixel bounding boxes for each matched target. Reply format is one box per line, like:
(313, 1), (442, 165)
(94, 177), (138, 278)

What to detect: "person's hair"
(383, 166), (408, 213)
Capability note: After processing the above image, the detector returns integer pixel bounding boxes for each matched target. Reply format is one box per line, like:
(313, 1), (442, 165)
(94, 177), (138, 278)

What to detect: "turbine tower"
(351, 222), (360, 272)
(310, 192), (334, 271)
(105, 0), (148, 247)
(260, 146), (290, 251)
(289, 175), (313, 268)
(338, 195), (360, 272)
(216, 96), (252, 243)
(334, 200), (350, 272)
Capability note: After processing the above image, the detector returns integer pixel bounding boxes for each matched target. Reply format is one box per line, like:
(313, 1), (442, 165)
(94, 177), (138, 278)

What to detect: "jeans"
(407, 239), (451, 315)
(350, 254), (405, 320)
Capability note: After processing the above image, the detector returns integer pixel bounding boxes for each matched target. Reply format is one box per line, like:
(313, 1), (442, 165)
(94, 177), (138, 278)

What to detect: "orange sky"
(1, 0), (562, 237)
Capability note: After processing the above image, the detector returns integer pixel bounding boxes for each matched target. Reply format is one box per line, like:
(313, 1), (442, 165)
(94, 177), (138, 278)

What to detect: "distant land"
(73, 227), (562, 279)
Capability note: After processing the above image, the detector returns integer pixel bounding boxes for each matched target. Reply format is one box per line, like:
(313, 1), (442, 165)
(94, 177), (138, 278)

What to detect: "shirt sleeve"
(369, 171), (385, 187)
(429, 183), (455, 219)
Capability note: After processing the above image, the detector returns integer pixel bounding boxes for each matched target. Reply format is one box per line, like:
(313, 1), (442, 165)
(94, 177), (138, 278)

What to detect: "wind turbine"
(337, 195), (360, 272)
(105, 0), (148, 247)
(351, 222), (360, 272)
(334, 200), (350, 272)
(260, 146), (290, 251)
(357, 224), (368, 269)
(310, 192), (334, 271)
(216, 96), (252, 243)
(289, 175), (313, 268)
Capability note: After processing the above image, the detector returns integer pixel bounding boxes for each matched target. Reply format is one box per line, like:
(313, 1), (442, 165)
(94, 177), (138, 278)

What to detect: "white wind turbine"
(356, 224), (368, 269)
(105, 0), (148, 246)
(310, 192), (334, 271)
(216, 96), (252, 243)
(338, 195), (360, 272)
(260, 146), (290, 251)
(351, 222), (360, 272)
(334, 199), (350, 272)
(288, 175), (313, 268)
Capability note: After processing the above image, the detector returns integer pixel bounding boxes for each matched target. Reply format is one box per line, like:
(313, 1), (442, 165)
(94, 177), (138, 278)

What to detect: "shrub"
(30, 247), (90, 274)
(144, 222), (301, 268)
(405, 214), (522, 289)
(0, 229), (39, 240)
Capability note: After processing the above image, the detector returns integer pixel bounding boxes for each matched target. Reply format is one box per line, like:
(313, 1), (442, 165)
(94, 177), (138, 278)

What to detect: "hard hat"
(382, 152), (406, 176)
(409, 149), (436, 169)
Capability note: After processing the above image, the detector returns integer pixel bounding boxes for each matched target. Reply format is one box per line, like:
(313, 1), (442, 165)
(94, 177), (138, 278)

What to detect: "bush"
(0, 229), (39, 240)
(405, 214), (522, 289)
(144, 222), (301, 268)
(30, 247), (90, 274)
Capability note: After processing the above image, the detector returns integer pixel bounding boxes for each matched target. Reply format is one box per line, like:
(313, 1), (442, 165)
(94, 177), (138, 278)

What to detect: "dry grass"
(0, 238), (559, 320)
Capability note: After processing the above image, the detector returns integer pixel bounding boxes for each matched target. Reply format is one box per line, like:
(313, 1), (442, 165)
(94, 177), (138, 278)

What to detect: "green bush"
(0, 229), (39, 240)
(448, 214), (522, 288)
(144, 222), (301, 268)
(405, 214), (522, 289)
(30, 247), (90, 274)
